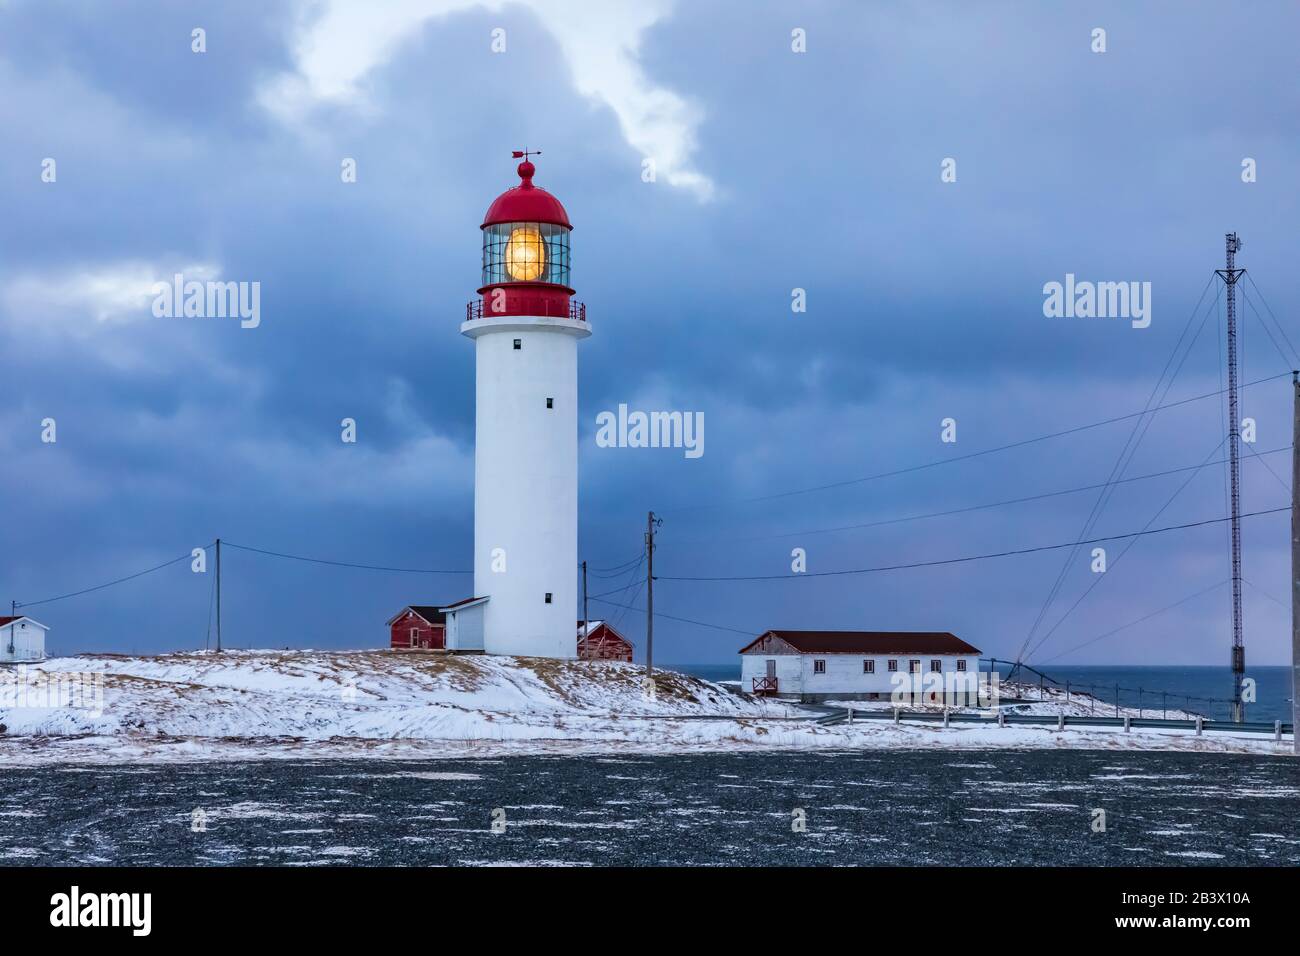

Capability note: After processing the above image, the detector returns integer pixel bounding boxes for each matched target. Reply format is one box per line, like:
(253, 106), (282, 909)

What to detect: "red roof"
(739, 630), (981, 655)
(385, 605), (446, 626)
(0, 616), (18, 627)
(577, 620), (632, 646)
(482, 160), (571, 229)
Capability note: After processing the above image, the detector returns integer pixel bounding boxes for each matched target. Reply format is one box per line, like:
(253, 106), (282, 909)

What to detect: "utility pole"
(1216, 233), (1246, 721)
(581, 560), (588, 645)
(645, 511), (660, 681)
(215, 538), (222, 653)
(1291, 371), (1299, 754)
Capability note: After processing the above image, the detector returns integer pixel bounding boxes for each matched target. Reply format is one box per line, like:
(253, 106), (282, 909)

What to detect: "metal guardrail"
(465, 299), (586, 321)
(814, 707), (1294, 738)
(983, 657), (1248, 722)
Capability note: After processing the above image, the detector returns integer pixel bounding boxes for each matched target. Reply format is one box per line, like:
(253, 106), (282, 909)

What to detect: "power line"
(1018, 277), (1221, 662)
(654, 505), (1290, 582)
(1022, 434), (1230, 663)
(1242, 438), (1290, 495)
(612, 575), (647, 633)
(15, 547), (207, 610)
(1038, 580), (1230, 665)
(585, 549), (647, 577)
(1240, 282), (1296, 373)
(612, 553), (649, 632)
(587, 569), (647, 602)
(589, 596), (755, 636)
(664, 446), (1291, 546)
(222, 541), (470, 574)
(1244, 273), (1300, 366)
(661, 370), (1291, 515)
(588, 550), (647, 631)
(1242, 577), (1289, 611)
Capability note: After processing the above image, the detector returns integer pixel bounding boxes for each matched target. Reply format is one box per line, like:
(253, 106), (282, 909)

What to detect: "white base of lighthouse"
(461, 314), (591, 659)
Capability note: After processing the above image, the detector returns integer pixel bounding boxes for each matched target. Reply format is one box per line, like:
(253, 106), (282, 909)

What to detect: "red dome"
(481, 160), (572, 229)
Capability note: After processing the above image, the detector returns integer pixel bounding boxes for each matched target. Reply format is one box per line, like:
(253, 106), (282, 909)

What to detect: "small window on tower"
(544, 593), (552, 604)
(513, 338), (521, 350)
(546, 397), (553, 408)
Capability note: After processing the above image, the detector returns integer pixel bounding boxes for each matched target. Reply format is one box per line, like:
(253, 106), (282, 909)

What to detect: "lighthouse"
(454, 153), (590, 659)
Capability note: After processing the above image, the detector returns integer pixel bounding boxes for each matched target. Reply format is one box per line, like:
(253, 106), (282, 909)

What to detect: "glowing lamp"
(504, 225), (546, 281)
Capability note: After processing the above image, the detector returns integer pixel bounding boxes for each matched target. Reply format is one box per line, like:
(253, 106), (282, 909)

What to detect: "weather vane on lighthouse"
(443, 152), (590, 659)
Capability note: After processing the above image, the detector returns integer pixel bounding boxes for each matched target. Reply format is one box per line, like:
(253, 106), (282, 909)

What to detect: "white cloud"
(2, 260), (219, 329)
(259, 0), (713, 199)
(0, 260), (259, 384)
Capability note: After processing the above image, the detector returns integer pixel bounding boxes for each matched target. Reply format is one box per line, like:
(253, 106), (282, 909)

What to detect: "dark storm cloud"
(1, 0), (1297, 667)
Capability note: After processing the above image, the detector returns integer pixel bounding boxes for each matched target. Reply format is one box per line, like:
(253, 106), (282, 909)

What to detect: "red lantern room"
(469, 152), (585, 322)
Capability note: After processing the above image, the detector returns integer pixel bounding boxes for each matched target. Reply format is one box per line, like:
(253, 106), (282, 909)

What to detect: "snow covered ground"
(0, 650), (1291, 764)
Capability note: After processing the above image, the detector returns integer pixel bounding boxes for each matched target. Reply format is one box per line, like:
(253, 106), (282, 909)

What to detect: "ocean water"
(666, 663), (1296, 724)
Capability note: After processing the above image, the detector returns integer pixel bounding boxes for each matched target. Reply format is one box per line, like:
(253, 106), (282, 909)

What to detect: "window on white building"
(908, 659), (920, 673)
(956, 660), (967, 672)
(863, 660), (875, 674)
(813, 659), (826, 674)
(887, 659), (898, 672)
(930, 659), (941, 672)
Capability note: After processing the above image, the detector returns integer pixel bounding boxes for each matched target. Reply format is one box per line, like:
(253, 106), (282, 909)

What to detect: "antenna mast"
(1215, 233), (1246, 721)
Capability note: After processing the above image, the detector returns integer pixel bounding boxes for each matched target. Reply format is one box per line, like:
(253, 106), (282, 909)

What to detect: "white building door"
(765, 660), (776, 679)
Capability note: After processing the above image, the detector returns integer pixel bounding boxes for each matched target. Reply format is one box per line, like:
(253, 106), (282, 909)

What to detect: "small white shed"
(0, 615), (48, 663)
(442, 596), (488, 652)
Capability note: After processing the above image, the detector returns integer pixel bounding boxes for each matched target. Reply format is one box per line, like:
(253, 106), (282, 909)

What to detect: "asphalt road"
(2, 749), (1296, 865)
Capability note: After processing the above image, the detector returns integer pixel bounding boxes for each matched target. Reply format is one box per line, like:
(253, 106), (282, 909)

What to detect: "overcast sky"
(2, 0), (1298, 668)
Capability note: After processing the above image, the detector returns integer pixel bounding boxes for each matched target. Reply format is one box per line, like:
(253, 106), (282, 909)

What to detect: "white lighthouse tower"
(455, 153), (589, 659)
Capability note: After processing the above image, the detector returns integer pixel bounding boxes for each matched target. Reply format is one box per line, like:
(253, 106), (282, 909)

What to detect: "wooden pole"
(581, 560), (588, 647)
(215, 537), (222, 653)
(645, 512), (655, 680)
(1291, 371), (1299, 753)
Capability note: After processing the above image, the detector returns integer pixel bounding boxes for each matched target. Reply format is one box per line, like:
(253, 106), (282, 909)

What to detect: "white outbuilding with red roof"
(740, 630), (981, 703)
(0, 615), (47, 663)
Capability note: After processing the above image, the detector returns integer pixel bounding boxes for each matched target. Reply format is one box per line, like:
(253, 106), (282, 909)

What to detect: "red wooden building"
(577, 620), (633, 662)
(388, 606), (446, 650)
(387, 607), (631, 659)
